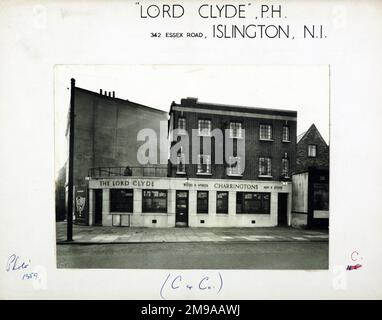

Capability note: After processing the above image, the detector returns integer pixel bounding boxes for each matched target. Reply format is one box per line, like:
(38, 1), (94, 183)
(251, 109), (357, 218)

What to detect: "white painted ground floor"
(86, 177), (292, 228)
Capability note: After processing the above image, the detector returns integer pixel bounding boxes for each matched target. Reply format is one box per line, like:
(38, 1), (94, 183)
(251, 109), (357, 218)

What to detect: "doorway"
(94, 189), (103, 225)
(175, 190), (188, 227)
(277, 193), (288, 226)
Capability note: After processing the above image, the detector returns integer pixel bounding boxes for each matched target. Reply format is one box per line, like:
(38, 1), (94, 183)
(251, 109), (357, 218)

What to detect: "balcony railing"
(88, 166), (168, 178)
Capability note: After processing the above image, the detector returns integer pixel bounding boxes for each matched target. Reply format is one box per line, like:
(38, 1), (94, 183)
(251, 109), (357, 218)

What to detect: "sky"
(54, 65), (329, 174)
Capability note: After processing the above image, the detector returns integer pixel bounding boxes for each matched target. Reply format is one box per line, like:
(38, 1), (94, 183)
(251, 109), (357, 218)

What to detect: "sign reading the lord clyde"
(91, 179), (155, 188)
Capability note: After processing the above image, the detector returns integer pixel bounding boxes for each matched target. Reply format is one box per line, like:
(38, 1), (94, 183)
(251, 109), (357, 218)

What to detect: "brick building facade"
(292, 124), (329, 229)
(66, 86), (168, 224)
(295, 123), (329, 172)
(168, 98), (297, 181)
(164, 98), (297, 227)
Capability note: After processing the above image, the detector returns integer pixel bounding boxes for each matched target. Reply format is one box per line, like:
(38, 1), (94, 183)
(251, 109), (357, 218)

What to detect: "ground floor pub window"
(142, 190), (167, 213)
(110, 189), (133, 212)
(197, 191), (209, 214)
(236, 192), (270, 214)
(216, 191), (228, 214)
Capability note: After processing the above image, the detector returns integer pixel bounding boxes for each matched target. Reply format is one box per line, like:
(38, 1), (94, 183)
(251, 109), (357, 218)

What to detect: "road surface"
(57, 241), (328, 269)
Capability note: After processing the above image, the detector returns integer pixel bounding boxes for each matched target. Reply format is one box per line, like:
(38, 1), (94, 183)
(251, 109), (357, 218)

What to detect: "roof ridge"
(75, 86), (167, 114)
(176, 98), (297, 115)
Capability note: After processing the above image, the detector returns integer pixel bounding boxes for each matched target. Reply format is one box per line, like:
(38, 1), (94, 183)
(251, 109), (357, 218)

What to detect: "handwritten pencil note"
(5, 253), (47, 290)
(160, 272), (223, 300)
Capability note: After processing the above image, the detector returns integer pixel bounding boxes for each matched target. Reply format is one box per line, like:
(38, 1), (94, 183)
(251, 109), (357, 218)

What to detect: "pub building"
(65, 83), (298, 228)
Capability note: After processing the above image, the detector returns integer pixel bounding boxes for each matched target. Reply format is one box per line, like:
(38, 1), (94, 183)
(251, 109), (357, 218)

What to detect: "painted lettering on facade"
(214, 182), (259, 190)
(98, 179), (154, 188)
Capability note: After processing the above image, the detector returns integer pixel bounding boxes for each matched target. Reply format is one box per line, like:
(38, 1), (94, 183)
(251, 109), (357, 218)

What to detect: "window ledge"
(229, 136), (244, 139)
(259, 139), (274, 142)
(282, 140), (291, 143)
(110, 212), (133, 215)
(196, 172), (212, 176)
(176, 172), (186, 175)
(141, 212), (168, 215)
(226, 173), (243, 177)
(236, 213), (271, 215)
(258, 175), (273, 178)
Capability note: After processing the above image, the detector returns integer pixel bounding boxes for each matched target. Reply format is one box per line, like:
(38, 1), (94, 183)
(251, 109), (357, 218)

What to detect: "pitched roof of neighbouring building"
(297, 123), (328, 146)
(297, 131), (306, 143)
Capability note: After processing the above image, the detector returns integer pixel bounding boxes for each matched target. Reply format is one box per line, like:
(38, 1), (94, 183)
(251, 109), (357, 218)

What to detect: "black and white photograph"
(55, 65), (329, 269)
(1, 0), (382, 302)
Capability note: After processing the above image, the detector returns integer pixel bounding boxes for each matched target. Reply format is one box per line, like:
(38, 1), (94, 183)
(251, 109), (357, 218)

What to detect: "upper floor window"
(177, 117), (186, 132)
(197, 154), (211, 174)
(229, 121), (242, 138)
(282, 126), (290, 142)
(176, 152), (186, 174)
(281, 158), (289, 177)
(260, 124), (273, 140)
(259, 157), (272, 177)
(198, 119), (211, 136)
(308, 144), (317, 157)
(227, 156), (242, 176)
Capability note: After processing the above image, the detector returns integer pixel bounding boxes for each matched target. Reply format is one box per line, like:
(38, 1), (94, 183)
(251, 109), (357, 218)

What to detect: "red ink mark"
(346, 264), (362, 271)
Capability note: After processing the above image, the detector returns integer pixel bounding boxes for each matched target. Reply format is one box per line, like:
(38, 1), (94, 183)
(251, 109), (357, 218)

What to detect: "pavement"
(56, 222), (328, 244)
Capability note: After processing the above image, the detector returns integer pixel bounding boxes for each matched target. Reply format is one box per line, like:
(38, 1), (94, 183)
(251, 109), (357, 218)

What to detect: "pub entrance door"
(94, 189), (103, 226)
(277, 193), (288, 226)
(175, 190), (189, 227)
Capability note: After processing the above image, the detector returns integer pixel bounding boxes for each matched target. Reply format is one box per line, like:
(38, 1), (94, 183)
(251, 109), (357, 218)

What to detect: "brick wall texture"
(169, 99), (297, 181)
(295, 124), (329, 172)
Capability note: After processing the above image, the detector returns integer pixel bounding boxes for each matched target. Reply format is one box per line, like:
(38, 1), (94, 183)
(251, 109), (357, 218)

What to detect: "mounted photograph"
(54, 65), (330, 269)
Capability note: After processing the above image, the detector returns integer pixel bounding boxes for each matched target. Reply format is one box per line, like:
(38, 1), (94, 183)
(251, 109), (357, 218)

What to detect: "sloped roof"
(65, 85), (167, 136)
(297, 123), (328, 146)
(297, 131), (306, 143)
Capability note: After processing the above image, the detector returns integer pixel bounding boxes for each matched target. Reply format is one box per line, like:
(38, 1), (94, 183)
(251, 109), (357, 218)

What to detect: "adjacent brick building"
(295, 123), (329, 172)
(66, 85), (168, 225)
(292, 123), (329, 229)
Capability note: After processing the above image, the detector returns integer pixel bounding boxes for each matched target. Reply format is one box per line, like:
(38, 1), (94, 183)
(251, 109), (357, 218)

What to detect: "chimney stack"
(99, 89), (116, 98)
